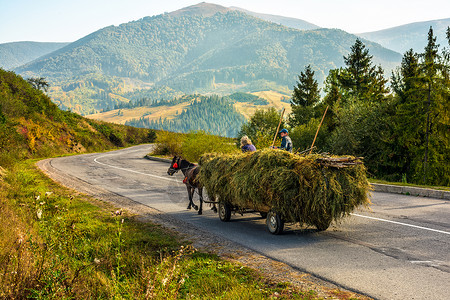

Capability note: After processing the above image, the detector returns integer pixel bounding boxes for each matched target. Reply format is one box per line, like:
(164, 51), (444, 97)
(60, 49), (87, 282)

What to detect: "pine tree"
(420, 27), (439, 182)
(289, 65), (321, 126)
(338, 39), (388, 101)
(391, 27), (449, 185)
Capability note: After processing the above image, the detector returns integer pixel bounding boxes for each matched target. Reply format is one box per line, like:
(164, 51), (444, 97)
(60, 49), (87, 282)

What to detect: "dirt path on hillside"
(37, 158), (371, 300)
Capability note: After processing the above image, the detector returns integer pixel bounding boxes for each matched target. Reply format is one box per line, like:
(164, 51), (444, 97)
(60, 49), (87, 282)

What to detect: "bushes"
(237, 107), (284, 149)
(152, 130), (238, 162)
(152, 131), (186, 156)
(181, 131), (238, 162)
(290, 118), (327, 153)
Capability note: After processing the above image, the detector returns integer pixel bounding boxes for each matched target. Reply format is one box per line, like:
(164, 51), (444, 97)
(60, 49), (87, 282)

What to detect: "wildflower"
(162, 277), (168, 286)
(39, 202), (45, 206)
(36, 209), (42, 219)
(112, 209), (123, 216)
(17, 234), (24, 245)
(35, 195), (40, 201)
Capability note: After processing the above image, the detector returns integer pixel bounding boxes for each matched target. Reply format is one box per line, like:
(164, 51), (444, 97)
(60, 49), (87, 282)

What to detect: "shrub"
(181, 131), (238, 162)
(152, 131), (185, 156)
(290, 118), (328, 153)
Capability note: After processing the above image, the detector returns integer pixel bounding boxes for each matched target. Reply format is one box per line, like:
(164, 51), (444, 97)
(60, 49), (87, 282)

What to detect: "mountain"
(230, 6), (320, 30)
(0, 41), (69, 70)
(358, 18), (450, 54)
(15, 2), (401, 115)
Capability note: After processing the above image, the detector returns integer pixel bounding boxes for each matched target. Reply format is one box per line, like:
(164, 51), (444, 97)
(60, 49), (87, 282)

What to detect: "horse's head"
(167, 156), (181, 176)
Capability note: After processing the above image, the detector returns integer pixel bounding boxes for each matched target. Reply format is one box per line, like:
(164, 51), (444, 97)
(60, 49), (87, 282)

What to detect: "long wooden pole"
(271, 108), (285, 148)
(309, 106), (329, 154)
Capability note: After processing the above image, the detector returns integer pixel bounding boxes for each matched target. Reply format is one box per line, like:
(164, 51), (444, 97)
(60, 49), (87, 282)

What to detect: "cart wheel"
(266, 210), (284, 235)
(260, 212), (268, 219)
(218, 201), (231, 222)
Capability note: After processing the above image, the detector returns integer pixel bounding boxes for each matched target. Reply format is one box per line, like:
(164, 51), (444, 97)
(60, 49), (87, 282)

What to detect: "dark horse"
(167, 156), (215, 215)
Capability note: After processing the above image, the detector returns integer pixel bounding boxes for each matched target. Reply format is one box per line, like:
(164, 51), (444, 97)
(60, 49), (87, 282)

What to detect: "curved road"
(40, 145), (450, 300)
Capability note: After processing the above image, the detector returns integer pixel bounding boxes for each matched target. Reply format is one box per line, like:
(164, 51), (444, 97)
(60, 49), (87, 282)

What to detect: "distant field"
(86, 101), (194, 124)
(86, 91), (291, 124)
(233, 91), (291, 118)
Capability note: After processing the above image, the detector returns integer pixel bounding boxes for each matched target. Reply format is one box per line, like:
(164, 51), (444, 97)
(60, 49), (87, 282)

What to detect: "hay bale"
(198, 149), (371, 229)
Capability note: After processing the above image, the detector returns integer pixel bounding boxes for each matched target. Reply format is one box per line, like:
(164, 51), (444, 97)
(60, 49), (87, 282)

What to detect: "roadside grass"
(369, 178), (450, 191)
(0, 159), (322, 299)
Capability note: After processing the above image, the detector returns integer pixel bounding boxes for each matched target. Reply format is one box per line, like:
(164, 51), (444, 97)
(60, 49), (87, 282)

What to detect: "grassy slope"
(0, 69), (156, 168)
(0, 69), (326, 298)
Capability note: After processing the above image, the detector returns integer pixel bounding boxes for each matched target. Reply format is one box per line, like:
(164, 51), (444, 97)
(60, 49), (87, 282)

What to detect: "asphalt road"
(42, 145), (450, 300)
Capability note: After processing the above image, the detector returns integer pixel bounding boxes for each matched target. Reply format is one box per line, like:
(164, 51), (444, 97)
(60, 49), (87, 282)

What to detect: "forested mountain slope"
(15, 3), (401, 115)
(0, 41), (68, 70)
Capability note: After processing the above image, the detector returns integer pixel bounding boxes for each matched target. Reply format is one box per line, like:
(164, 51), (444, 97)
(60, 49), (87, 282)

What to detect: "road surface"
(39, 145), (450, 300)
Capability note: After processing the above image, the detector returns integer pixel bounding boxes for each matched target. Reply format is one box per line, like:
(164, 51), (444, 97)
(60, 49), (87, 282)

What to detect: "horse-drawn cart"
(199, 150), (371, 234)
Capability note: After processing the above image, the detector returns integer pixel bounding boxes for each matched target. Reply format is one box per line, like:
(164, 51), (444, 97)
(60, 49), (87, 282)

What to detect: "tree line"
(239, 27), (449, 186)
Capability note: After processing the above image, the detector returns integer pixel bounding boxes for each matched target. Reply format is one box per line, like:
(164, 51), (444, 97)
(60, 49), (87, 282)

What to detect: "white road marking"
(351, 213), (450, 235)
(93, 153), (179, 183)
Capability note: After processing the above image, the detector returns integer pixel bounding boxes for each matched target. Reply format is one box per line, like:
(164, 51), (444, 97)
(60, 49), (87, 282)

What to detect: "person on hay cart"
(240, 135), (256, 152)
(273, 128), (293, 152)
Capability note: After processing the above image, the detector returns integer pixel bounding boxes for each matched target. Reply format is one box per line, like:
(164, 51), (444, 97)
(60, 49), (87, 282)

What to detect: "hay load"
(198, 149), (371, 232)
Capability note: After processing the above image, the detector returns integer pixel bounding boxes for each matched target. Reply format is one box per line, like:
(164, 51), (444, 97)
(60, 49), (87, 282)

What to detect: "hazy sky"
(1, 0), (449, 44)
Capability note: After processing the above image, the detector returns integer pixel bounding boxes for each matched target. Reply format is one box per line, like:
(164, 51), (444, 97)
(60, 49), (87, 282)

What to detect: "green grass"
(369, 178), (450, 191)
(0, 159), (323, 299)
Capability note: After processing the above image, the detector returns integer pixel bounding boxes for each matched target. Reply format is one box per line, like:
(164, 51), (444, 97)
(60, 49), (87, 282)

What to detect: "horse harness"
(172, 158), (199, 188)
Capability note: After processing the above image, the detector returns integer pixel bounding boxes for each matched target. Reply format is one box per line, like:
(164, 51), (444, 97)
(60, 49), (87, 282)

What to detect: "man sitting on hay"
(273, 128), (293, 152)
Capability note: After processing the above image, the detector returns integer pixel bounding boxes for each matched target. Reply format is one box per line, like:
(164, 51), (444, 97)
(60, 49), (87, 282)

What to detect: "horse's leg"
(189, 186), (198, 211)
(186, 185), (193, 210)
(197, 187), (203, 215)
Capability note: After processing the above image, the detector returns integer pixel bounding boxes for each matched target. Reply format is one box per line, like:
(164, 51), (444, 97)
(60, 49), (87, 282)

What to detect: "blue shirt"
(280, 136), (293, 152)
(242, 144), (256, 152)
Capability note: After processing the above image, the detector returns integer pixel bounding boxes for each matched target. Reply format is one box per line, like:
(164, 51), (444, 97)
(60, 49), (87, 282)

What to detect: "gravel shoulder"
(37, 157), (371, 299)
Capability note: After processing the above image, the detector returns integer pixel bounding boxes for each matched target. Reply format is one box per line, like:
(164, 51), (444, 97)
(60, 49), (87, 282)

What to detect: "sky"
(1, 0), (449, 44)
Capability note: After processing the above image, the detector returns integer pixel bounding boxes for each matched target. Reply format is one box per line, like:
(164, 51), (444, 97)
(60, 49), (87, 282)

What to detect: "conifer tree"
(391, 27), (449, 185)
(338, 39), (388, 101)
(289, 65), (321, 126)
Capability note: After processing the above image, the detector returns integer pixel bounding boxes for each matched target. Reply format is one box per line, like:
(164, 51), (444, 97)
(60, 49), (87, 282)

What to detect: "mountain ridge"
(358, 18), (450, 53)
(229, 6), (320, 30)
